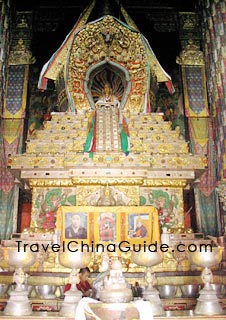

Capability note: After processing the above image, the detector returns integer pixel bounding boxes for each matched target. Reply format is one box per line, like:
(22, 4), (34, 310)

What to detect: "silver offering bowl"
(58, 247), (92, 316)
(209, 283), (225, 298)
(3, 247), (36, 315)
(180, 284), (200, 298)
(156, 285), (177, 299)
(131, 249), (163, 267)
(35, 285), (56, 299)
(188, 246), (224, 315)
(188, 246), (223, 270)
(131, 249), (165, 316)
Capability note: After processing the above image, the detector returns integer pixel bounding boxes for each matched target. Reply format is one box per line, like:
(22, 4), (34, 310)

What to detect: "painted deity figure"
(95, 83), (120, 108)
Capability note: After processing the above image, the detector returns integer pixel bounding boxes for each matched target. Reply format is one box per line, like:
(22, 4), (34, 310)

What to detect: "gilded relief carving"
(67, 16), (148, 113)
(9, 39), (35, 65)
(76, 186), (139, 206)
(176, 40), (204, 66)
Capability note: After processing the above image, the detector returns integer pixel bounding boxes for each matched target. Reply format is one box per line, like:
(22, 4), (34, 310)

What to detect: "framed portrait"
(123, 206), (160, 244)
(93, 207), (121, 244)
(56, 206), (160, 246)
(56, 206), (90, 244)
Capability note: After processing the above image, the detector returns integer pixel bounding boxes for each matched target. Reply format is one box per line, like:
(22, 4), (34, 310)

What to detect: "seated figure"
(95, 83), (120, 108)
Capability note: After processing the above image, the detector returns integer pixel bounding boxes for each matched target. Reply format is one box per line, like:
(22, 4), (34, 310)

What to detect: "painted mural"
(31, 187), (76, 229)
(140, 187), (183, 230)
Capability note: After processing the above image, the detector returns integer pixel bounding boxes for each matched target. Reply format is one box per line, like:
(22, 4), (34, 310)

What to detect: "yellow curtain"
(190, 118), (209, 147)
(3, 119), (22, 144)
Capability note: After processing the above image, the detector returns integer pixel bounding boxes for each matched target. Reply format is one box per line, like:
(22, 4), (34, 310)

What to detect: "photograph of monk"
(128, 214), (149, 238)
(98, 212), (116, 242)
(65, 213), (87, 239)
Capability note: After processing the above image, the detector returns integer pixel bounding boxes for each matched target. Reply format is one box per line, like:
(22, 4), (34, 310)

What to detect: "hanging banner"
(182, 65), (209, 117)
(3, 65), (29, 118)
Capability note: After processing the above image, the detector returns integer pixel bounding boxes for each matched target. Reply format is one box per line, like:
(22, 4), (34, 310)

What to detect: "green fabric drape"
(120, 128), (129, 154)
(0, 188), (18, 240)
(84, 127), (94, 153)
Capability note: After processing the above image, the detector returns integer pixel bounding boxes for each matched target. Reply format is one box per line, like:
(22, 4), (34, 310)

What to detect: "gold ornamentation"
(9, 153), (206, 171)
(124, 94), (144, 113)
(9, 39), (35, 65)
(2, 119), (22, 144)
(16, 16), (29, 29)
(76, 185), (139, 206)
(176, 40), (204, 66)
(147, 49), (170, 82)
(29, 178), (188, 189)
(72, 178), (144, 186)
(120, 6), (170, 83)
(179, 12), (198, 30)
(67, 15), (148, 113)
(29, 179), (74, 188)
(143, 179), (187, 187)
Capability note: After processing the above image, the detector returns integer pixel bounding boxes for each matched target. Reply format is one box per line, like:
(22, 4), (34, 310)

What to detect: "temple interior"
(0, 0), (225, 319)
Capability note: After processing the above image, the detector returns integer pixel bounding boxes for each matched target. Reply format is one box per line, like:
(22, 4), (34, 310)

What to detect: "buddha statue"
(95, 83), (120, 109)
(97, 185), (116, 206)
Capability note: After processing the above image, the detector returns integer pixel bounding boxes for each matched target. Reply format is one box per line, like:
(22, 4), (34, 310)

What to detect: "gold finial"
(104, 184), (110, 196)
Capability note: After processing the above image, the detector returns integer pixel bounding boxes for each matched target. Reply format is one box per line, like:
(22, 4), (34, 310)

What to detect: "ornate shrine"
(7, 11), (207, 267)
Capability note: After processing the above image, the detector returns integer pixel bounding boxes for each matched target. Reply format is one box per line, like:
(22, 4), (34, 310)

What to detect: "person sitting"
(64, 267), (96, 297)
(131, 219), (148, 238)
